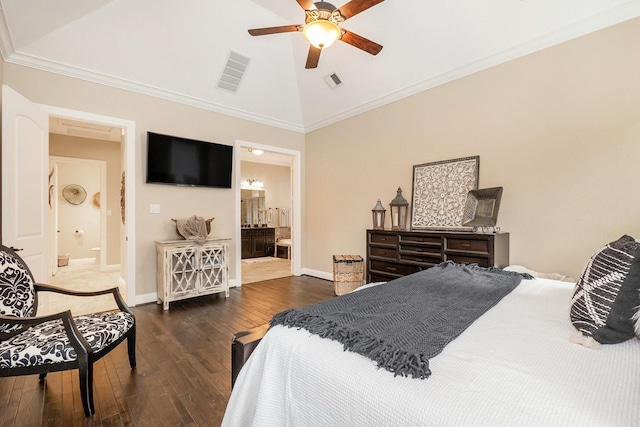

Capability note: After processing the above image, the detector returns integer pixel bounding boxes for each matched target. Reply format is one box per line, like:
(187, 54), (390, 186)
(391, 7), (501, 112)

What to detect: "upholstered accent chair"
(0, 246), (136, 417)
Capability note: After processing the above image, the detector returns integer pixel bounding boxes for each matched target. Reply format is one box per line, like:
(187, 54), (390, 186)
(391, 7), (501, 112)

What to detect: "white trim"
(301, 268), (333, 282)
(2, 4), (639, 133)
(135, 292), (158, 306)
(234, 141), (302, 286)
(39, 104), (137, 306)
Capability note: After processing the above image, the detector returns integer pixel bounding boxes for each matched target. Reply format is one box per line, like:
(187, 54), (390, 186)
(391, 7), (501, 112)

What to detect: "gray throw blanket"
(271, 262), (532, 379)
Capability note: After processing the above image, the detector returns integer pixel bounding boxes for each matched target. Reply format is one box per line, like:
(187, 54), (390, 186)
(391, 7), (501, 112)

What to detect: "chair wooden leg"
(127, 331), (136, 369)
(78, 362), (95, 417)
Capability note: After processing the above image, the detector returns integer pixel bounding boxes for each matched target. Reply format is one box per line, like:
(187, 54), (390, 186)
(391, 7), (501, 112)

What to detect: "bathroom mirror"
(241, 189), (265, 226)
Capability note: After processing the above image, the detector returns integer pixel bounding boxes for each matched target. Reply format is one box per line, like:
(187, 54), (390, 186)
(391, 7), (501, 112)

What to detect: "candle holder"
(371, 199), (386, 230)
(389, 187), (409, 231)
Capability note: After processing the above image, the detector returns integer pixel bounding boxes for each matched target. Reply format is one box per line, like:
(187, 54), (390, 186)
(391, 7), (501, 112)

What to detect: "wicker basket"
(333, 255), (364, 296)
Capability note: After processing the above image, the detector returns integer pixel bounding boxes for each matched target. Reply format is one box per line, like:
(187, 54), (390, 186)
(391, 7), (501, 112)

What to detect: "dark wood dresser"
(366, 229), (509, 282)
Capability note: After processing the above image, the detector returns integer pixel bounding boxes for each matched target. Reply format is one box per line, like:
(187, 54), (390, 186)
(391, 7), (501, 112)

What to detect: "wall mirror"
(241, 189), (265, 226)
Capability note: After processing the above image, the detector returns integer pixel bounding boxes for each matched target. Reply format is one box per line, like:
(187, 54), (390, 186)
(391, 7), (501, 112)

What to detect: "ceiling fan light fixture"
(303, 19), (341, 49)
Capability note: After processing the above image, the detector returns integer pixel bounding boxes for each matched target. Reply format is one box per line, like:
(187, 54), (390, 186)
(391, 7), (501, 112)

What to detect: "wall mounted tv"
(146, 132), (233, 189)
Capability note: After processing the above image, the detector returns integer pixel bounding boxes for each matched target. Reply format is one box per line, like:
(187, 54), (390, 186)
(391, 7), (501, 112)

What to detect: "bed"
(223, 239), (640, 426)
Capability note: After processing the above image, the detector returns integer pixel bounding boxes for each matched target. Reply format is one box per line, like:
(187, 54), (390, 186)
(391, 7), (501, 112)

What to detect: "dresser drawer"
(400, 234), (441, 245)
(399, 252), (441, 265)
(370, 233), (398, 245)
(399, 243), (441, 257)
(446, 238), (489, 253)
(370, 260), (421, 276)
(370, 246), (397, 259)
(446, 254), (490, 267)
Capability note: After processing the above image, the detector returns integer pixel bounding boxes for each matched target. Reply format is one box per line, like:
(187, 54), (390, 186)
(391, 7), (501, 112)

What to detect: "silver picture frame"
(410, 156), (479, 230)
(461, 187), (503, 229)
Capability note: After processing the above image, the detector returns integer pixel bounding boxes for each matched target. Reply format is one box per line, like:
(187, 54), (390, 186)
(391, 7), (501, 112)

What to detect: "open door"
(1, 85), (49, 281)
(50, 161), (58, 276)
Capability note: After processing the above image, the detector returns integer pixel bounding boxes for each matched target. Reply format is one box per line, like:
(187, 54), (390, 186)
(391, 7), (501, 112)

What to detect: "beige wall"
(305, 18), (640, 279)
(3, 18), (639, 297)
(50, 134), (121, 265)
(2, 65), (305, 297)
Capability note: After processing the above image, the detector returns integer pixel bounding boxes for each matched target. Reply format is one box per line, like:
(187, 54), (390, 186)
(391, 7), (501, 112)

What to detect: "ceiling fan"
(248, 0), (384, 69)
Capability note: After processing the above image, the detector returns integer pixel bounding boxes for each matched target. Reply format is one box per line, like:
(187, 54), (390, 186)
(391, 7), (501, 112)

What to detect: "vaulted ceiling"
(1, 0), (638, 133)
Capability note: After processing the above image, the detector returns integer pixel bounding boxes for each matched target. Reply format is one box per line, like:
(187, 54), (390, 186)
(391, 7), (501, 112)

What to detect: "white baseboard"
(101, 263), (121, 272)
(302, 268), (333, 281)
(68, 257), (95, 267)
(135, 292), (158, 306)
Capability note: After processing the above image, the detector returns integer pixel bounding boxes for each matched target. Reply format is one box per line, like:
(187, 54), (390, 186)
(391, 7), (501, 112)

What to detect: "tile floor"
(241, 256), (292, 284)
(41, 265), (123, 316)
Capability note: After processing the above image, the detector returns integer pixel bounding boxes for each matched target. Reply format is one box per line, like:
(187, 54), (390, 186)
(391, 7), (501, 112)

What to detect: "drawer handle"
(386, 266), (397, 271)
(460, 243), (471, 248)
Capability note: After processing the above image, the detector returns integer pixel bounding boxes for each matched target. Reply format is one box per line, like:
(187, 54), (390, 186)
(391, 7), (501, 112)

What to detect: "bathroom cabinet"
(156, 238), (230, 310)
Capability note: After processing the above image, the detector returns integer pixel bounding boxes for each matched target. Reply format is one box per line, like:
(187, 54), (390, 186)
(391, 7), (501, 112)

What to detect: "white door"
(49, 161), (59, 276)
(1, 85), (49, 281)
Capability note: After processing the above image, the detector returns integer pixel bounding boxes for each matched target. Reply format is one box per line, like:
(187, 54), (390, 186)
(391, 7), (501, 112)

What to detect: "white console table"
(156, 238), (230, 310)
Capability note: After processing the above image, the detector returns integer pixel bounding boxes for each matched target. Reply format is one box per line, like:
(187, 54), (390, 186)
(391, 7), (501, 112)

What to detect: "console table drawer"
(370, 246), (397, 259)
(370, 260), (420, 276)
(446, 238), (489, 253)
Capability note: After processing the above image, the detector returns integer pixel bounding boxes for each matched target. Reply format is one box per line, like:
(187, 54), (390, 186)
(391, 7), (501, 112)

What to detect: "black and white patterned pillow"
(0, 250), (36, 318)
(570, 235), (640, 345)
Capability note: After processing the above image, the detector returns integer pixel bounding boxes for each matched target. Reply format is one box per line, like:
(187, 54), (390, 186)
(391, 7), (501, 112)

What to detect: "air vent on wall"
(324, 72), (343, 90)
(217, 51), (250, 93)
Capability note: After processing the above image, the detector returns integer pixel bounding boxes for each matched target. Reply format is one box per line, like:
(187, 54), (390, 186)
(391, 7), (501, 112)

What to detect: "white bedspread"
(222, 278), (640, 427)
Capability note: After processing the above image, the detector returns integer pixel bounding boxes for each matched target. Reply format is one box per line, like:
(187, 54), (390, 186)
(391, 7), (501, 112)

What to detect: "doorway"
(235, 141), (301, 286)
(41, 106), (136, 305)
(1, 86), (136, 306)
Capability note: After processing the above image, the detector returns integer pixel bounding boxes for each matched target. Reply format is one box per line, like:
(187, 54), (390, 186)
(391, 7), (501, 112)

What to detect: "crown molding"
(0, 2), (638, 134)
(303, 2), (640, 132)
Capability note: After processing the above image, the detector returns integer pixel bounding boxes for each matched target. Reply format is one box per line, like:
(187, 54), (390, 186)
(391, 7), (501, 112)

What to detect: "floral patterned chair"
(0, 246), (136, 417)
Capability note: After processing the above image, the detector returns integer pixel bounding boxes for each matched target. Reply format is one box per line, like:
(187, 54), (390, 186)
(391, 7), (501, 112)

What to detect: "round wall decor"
(62, 184), (87, 205)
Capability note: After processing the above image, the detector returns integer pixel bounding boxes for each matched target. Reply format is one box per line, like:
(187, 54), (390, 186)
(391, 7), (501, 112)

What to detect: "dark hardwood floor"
(0, 275), (335, 427)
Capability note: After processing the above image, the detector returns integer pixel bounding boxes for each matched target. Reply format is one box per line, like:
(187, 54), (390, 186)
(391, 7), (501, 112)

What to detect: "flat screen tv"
(146, 132), (233, 188)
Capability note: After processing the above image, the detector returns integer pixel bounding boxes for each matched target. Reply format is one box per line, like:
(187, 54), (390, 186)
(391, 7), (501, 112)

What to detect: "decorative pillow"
(570, 235), (640, 345)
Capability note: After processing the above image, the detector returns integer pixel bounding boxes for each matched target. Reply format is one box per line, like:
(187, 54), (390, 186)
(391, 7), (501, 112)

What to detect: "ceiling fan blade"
(296, 0), (317, 11)
(337, 0), (384, 20)
(305, 46), (322, 69)
(248, 25), (301, 36)
(340, 30), (383, 55)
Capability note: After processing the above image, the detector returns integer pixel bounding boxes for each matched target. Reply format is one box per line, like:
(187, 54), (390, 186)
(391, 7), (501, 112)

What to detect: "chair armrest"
(34, 283), (132, 314)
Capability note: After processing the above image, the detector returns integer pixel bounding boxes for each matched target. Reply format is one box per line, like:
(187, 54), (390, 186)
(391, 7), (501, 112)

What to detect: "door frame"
(234, 140), (301, 286)
(40, 104), (136, 305)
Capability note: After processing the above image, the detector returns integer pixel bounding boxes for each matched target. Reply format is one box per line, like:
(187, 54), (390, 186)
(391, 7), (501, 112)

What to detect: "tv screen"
(146, 132), (233, 188)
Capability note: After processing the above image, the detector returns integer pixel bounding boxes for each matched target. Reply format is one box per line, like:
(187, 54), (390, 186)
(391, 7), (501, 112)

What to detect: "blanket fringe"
(271, 310), (431, 379)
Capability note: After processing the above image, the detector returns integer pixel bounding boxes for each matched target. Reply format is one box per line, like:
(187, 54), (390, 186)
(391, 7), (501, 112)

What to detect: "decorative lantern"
(371, 199), (386, 230)
(389, 187), (409, 231)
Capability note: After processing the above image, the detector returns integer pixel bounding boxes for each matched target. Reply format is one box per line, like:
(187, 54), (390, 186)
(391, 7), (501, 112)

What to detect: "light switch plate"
(150, 204), (161, 214)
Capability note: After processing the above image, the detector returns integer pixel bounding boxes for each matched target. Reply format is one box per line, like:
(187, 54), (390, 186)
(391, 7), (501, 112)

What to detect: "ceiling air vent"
(324, 72), (343, 90)
(217, 51), (250, 93)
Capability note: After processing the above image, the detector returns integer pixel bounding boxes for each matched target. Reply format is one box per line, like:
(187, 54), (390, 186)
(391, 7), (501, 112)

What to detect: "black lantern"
(389, 187), (409, 231)
(371, 199), (386, 230)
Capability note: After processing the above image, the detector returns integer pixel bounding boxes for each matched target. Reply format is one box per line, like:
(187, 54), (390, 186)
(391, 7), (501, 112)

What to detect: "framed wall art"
(410, 156), (479, 230)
